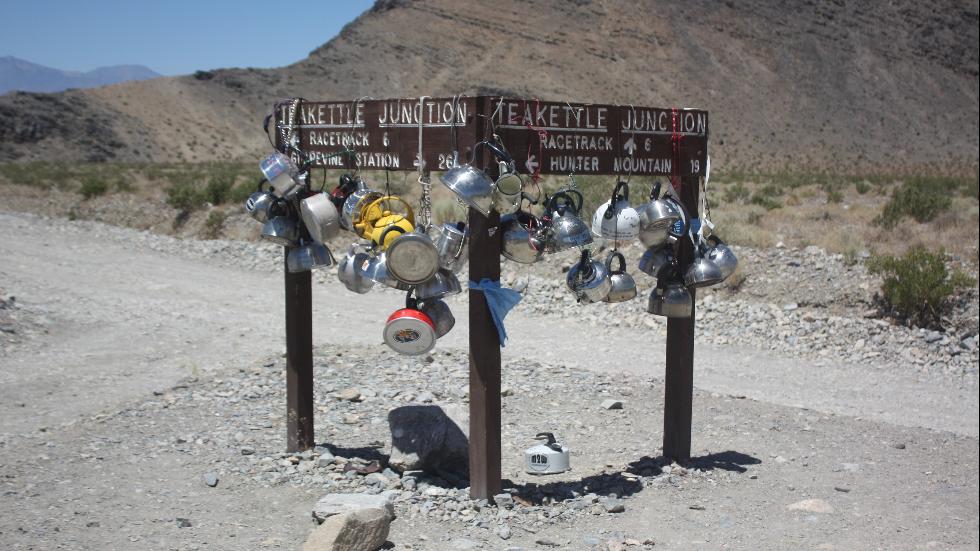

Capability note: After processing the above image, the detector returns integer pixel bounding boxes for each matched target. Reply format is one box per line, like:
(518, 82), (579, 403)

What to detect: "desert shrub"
(165, 180), (206, 212)
(229, 182), (255, 204)
(876, 180), (952, 229)
(854, 181), (871, 194)
(867, 246), (975, 327)
(204, 174), (236, 205)
(826, 189), (843, 203)
(79, 176), (108, 199)
(203, 210), (227, 239)
(722, 182), (750, 203)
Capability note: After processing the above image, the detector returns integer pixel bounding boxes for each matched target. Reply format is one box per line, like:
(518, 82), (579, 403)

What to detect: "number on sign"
(690, 160), (700, 174)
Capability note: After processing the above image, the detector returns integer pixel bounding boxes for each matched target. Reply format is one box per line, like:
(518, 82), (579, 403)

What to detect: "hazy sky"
(0, 0), (374, 75)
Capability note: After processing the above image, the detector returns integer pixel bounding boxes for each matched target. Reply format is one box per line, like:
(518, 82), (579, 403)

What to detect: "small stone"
(240, 447), (255, 456)
(893, 442), (906, 450)
(401, 476), (417, 490)
(834, 486), (851, 493)
(535, 537), (562, 547)
(336, 388), (362, 402)
(601, 498), (626, 513)
(415, 391), (435, 403)
(786, 498), (834, 514)
(316, 450), (336, 467)
(497, 524), (512, 540)
(493, 493), (514, 508)
(601, 399), (623, 410)
(500, 387), (514, 397)
(202, 472), (219, 487)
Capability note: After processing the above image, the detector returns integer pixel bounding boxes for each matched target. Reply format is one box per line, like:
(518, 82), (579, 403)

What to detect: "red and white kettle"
(383, 290), (437, 356)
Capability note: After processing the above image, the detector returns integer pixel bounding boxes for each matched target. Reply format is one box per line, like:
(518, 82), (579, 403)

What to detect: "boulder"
(303, 508), (391, 551)
(387, 404), (468, 474)
(312, 493), (394, 524)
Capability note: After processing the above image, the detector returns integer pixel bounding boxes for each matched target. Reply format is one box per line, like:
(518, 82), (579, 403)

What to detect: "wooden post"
(663, 175), (699, 463)
(285, 247), (315, 452)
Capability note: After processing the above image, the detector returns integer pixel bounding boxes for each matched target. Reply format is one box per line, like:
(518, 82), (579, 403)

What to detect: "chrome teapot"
(566, 249), (611, 303)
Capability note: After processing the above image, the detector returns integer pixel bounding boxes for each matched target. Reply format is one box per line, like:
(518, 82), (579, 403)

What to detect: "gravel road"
(1, 210), (977, 549)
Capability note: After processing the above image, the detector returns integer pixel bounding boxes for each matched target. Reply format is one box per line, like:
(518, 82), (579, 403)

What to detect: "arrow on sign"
(525, 155), (539, 173)
(623, 136), (637, 156)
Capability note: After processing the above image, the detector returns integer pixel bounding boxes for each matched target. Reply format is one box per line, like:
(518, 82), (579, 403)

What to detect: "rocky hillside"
(1, 0), (977, 174)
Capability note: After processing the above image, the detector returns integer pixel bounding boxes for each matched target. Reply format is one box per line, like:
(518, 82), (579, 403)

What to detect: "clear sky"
(0, 0), (375, 76)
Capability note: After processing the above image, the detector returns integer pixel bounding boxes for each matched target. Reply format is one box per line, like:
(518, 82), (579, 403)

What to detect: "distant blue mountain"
(0, 56), (161, 94)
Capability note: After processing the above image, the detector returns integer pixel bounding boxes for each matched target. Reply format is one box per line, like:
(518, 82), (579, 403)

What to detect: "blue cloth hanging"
(468, 278), (522, 346)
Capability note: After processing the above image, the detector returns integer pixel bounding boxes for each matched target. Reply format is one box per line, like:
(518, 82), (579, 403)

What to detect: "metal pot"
(545, 190), (593, 252)
(433, 222), (469, 273)
(383, 291), (437, 356)
(341, 178), (383, 232)
(604, 251), (637, 303)
(705, 235), (738, 280)
(684, 247), (724, 288)
(439, 141), (514, 217)
(647, 282), (692, 318)
(286, 241), (334, 273)
(636, 182), (682, 248)
(244, 179), (279, 223)
(385, 229), (440, 285)
(300, 192), (341, 244)
(591, 181), (640, 246)
(565, 249), (611, 303)
(260, 215), (299, 247)
(362, 253), (411, 291)
(638, 246), (674, 279)
(492, 163), (524, 216)
(259, 152), (304, 199)
(419, 298), (455, 338)
(501, 211), (546, 264)
(415, 268), (462, 300)
(337, 244), (375, 294)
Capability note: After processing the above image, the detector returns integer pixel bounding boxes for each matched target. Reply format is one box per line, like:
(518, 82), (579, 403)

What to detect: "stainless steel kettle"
(565, 249), (611, 303)
(647, 281), (692, 318)
(501, 209), (547, 264)
(636, 182), (682, 249)
(638, 246), (675, 279)
(705, 235), (738, 280)
(286, 241), (334, 273)
(245, 179), (279, 223)
(603, 251), (637, 303)
(545, 190), (594, 252)
(684, 243), (725, 288)
(337, 244), (375, 294)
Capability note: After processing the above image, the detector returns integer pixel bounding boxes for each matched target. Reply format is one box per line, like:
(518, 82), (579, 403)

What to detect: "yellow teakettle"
(354, 195), (415, 250)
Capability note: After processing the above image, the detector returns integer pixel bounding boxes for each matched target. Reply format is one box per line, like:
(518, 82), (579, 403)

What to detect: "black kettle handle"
(481, 140), (514, 164)
(257, 177), (271, 192)
(564, 189), (584, 213)
(405, 287), (418, 309)
(605, 250), (626, 274)
(650, 181), (662, 200)
(547, 191), (574, 213)
(377, 223), (408, 248)
(604, 181), (630, 220)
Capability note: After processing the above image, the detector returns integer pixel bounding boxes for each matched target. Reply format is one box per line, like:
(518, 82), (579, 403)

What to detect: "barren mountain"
(0, 56), (160, 94)
(1, 0), (977, 173)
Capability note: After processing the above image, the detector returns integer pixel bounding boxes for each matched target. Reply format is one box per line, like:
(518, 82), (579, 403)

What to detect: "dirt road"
(1, 211), (977, 549)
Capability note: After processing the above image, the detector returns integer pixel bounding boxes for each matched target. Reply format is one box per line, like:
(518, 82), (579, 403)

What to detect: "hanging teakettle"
(545, 190), (593, 252)
(603, 251), (637, 303)
(704, 234), (738, 280)
(566, 249), (611, 303)
(337, 244), (375, 294)
(300, 192), (341, 244)
(383, 290), (437, 356)
(636, 181), (682, 249)
(592, 180), (640, 246)
(245, 178), (280, 223)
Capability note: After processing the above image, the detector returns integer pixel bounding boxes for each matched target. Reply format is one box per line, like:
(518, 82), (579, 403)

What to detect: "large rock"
(387, 404), (468, 474)
(312, 493), (395, 524)
(302, 508), (391, 551)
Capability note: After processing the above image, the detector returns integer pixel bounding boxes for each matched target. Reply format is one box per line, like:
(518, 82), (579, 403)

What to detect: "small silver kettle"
(545, 190), (594, 252)
(603, 251), (637, 303)
(565, 249), (611, 303)
(636, 181), (682, 249)
(647, 280), (692, 318)
(524, 432), (570, 475)
(705, 235), (738, 280)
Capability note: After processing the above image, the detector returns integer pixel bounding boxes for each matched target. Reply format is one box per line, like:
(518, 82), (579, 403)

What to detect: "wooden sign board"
(275, 97), (708, 178)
